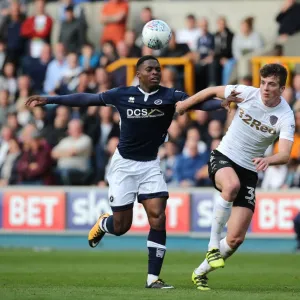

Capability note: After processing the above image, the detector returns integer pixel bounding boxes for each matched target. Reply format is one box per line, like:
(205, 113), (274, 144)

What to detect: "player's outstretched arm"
(189, 98), (228, 111)
(176, 86), (226, 115)
(25, 93), (104, 108)
(176, 86), (242, 115)
(253, 139), (293, 171)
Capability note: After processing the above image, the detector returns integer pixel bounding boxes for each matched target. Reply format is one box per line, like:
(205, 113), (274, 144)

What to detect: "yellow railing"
(106, 57), (195, 95)
(252, 56), (300, 87)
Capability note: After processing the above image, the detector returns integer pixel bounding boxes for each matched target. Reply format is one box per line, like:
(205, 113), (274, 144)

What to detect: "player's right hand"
(25, 96), (47, 108)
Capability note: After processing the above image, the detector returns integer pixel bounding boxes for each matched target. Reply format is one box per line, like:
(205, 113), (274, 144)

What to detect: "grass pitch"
(1, 249), (300, 300)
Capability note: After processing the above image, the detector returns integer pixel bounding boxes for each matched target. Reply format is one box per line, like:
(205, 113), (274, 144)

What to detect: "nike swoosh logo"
(91, 241), (98, 247)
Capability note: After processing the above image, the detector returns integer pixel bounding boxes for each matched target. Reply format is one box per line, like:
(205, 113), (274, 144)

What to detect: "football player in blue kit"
(25, 55), (233, 289)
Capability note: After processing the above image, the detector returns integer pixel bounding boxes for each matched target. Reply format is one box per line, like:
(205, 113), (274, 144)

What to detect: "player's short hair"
(136, 55), (159, 69)
(260, 63), (288, 86)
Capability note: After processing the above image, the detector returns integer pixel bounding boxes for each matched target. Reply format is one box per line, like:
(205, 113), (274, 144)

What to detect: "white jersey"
(217, 85), (295, 172)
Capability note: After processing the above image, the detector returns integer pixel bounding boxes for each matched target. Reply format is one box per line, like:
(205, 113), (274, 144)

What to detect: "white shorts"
(106, 149), (169, 212)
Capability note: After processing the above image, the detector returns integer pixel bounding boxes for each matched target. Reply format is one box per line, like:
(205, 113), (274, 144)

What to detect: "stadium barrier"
(252, 56), (300, 87)
(0, 187), (299, 238)
(106, 57), (195, 95)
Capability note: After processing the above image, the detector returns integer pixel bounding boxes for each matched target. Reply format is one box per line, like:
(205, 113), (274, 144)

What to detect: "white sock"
(194, 237), (235, 275)
(208, 196), (233, 250)
(99, 217), (108, 233)
(147, 274), (158, 286)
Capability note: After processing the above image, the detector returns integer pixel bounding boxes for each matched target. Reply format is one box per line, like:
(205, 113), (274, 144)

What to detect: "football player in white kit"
(176, 63), (295, 290)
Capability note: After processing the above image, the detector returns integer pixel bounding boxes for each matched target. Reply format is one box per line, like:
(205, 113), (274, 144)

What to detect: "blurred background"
(0, 0), (300, 253)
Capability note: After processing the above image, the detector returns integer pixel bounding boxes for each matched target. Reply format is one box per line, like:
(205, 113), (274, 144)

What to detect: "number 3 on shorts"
(245, 186), (255, 206)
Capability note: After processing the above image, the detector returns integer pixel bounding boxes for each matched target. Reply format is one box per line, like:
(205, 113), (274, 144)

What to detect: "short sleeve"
(100, 88), (119, 106)
(279, 113), (295, 142)
(224, 84), (255, 103)
(173, 90), (189, 102)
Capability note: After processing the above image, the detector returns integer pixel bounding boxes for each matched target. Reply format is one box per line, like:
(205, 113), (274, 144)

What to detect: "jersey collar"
(137, 86), (160, 102)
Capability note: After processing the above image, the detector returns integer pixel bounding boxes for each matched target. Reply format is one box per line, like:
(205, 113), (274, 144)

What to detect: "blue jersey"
(100, 86), (188, 161)
(47, 85), (222, 162)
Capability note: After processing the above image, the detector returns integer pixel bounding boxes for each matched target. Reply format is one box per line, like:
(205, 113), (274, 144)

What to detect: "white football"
(142, 20), (172, 50)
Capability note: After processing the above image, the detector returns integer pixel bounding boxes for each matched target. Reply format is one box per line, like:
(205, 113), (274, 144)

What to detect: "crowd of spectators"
(0, 0), (299, 189)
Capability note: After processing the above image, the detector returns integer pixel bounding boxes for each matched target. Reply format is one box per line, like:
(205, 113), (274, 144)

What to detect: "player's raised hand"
(221, 90), (243, 112)
(227, 90), (243, 103)
(175, 101), (188, 115)
(25, 95), (47, 108)
(252, 157), (269, 171)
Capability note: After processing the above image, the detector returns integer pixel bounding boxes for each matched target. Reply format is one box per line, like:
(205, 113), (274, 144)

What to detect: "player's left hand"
(221, 90), (243, 112)
(175, 101), (188, 115)
(252, 157), (269, 171)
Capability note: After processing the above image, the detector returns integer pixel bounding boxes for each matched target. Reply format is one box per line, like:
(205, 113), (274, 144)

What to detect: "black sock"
(147, 228), (166, 277)
(102, 215), (115, 235)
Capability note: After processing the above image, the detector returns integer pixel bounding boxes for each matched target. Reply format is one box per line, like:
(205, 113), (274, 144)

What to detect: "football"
(142, 20), (172, 50)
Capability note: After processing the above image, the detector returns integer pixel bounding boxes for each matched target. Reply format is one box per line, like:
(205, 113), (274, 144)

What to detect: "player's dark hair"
(136, 55), (159, 69)
(260, 64), (288, 86)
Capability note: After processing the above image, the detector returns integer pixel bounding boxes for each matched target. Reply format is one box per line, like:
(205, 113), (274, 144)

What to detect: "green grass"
(1, 250), (300, 300)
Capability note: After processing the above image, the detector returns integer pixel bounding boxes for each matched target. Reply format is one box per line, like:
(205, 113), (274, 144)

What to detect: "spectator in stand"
(42, 105), (69, 147)
(213, 16), (234, 85)
(160, 31), (191, 59)
(0, 0), (26, 29)
(7, 111), (22, 138)
(159, 141), (178, 185)
(0, 61), (18, 101)
(0, 40), (6, 71)
(56, 52), (82, 95)
(174, 138), (209, 187)
(292, 74), (300, 103)
(135, 7), (154, 46)
(207, 119), (223, 146)
(17, 130), (54, 185)
(185, 126), (208, 155)
(14, 75), (33, 126)
(176, 14), (201, 51)
(95, 67), (111, 92)
(15, 75), (33, 105)
(276, 0), (300, 42)
(0, 138), (21, 186)
(31, 106), (48, 131)
(190, 110), (210, 143)
(195, 137), (221, 187)
(22, 43), (52, 94)
(160, 67), (182, 90)
(44, 43), (68, 94)
(168, 119), (185, 151)
(99, 40), (118, 67)
(232, 17), (264, 60)
(79, 43), (100, 70)
(261, 164), (288, 190)
(194, 17), (215, 90)
(124, 30), (141, 57)
(0, 0), (25, 67)
(0, 126), (14, 167)
(0, 90), (14, 126)
(100, 0), (129, 46)
(59, 4), (86, 54)
(51, 119), (92, 185)
(96, 106), (120, 151)
(21, 0), (53, 58)
(72, 71), (96, 94)
(99, 136), (119, 186)
(160, 31), (191, 87)
(58, 0), (87, 28)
